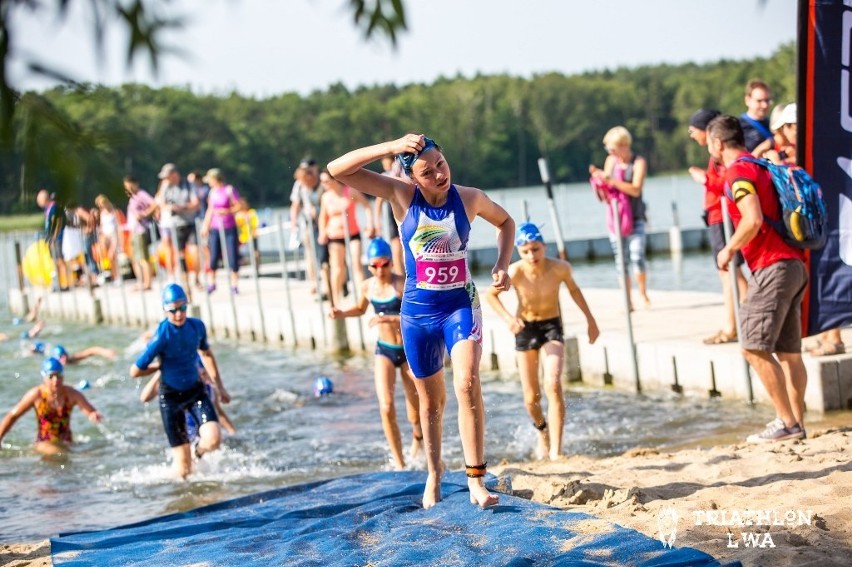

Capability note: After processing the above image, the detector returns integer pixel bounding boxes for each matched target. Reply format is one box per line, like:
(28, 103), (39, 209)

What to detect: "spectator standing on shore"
(485, 221), (599, 461)
(739, 79), (774, 153)
(317, 171), (373, 306)
(95, 194), (124, 284)
(289, 158), (329, 296)
(36, 188), (69, 291)
(329, 133), (514, 509)
(688, 109), (748, 345)
(708, 115), (808, 443)
(589, 126), (651, 311)
(123, 176), (157, 291)
(156, 163), (201, 295)
(200, 168), (242, 295)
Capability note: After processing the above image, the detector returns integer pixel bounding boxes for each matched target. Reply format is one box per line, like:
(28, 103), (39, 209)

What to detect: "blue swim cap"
(367, 238), (392, 261)
(53, 345), (68, 359)
(162, 283), (188, 306)
(33, 341), (45, 354)
(515, 222), (545, 246)
(41, 356), (64, 376)
(313, 376), (334, 397)
(396, 136), (439, 174)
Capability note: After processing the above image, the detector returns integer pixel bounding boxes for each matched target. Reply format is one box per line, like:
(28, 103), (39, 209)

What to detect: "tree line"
(0, 42), (795, 214)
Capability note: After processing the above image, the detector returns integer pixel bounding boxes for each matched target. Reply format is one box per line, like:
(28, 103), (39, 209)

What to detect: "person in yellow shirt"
(236, 197), (260, 273)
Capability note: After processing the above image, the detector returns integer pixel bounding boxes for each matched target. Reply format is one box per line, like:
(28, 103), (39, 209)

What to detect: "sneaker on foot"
(747, 418), (804, 443)
(231, 286), (239, 295)
(207, 284), (216, 294)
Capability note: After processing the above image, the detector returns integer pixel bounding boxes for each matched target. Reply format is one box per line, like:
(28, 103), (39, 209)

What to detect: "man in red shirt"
(707, 115), (808, 443)
(688, 109), (748, 345)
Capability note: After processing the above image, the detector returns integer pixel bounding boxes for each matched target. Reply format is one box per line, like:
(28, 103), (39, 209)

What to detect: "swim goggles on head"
(396, 136), (438, 174)
(515, 222), (545, 246)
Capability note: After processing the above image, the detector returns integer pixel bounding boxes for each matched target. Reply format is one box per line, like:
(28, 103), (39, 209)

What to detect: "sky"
(10, 0), (798, 97)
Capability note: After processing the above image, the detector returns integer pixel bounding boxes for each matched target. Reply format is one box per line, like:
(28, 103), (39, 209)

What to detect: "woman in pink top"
(318, 170), (373, 306)
(200, 168), (243, 294)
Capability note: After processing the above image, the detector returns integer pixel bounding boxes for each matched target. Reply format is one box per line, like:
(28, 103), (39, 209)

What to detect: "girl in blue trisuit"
(329, 134), (515, 509)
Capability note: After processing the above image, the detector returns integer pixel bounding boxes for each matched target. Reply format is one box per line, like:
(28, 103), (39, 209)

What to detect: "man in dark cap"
(687, 109), (747, 345)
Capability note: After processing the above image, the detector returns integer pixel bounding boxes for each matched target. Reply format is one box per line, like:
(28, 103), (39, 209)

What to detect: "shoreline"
(4, 428), (849, 566)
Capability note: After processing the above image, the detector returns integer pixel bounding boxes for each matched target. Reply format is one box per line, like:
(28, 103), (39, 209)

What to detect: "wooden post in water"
(13, 241), (30, 316)
(537, 158), (567, 261)
(611, 198), (641, 393)
(274, 214), (298, 345)
(246, 228), (267, 342)
(323, 264), (349, 354)
(342, 211), (365, 351)
(196, 219), (214, 334)
(722, 204), (754, 406)
(217, 227), (240, 340)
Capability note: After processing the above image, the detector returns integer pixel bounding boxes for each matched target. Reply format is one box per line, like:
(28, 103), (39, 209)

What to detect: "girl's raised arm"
(328, 135), (423, 202)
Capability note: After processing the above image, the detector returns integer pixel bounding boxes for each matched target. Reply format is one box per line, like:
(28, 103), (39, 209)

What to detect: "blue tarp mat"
(52, 471), (731, 566)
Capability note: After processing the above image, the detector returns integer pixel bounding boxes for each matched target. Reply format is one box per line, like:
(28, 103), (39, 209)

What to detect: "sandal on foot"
(703, 331), (738, 345)
(808, 342), (845, 357)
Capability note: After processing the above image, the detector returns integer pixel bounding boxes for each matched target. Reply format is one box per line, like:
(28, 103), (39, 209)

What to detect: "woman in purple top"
(200, 168), (242, 294)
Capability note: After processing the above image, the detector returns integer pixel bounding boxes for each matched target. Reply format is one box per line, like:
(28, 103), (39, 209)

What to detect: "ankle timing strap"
(534, 419), (548, 431)
(465, 462), (487, 478)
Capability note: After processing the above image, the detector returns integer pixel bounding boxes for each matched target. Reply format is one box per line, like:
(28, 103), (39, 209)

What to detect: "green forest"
(0, 42), (795, 214)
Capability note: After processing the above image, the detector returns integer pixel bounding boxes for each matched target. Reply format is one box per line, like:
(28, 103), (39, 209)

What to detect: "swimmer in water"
(53, 344), (118, 365)
(485, 221), (599, 461)
(329, 134), (514, 509)
(328, 237), (423, 470)
(130, 283), (230, 478)
(0, 357), (103, 456)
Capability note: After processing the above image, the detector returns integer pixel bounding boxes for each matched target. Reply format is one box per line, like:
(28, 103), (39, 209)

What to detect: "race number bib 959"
(415, 252), (466, 290)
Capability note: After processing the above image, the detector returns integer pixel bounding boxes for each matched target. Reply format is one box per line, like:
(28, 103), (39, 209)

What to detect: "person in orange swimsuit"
(0, 357), (102, 455)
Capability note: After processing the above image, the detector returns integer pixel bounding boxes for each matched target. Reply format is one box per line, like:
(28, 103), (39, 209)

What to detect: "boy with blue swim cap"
(328, 237), (423, 470)
(130, 283), (231, 478)
(485, 221), (599, 461)
(330, 133), (514, 509)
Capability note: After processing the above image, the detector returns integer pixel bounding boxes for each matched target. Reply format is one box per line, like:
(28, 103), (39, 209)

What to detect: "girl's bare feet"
(468, 477), (499, 508)
(422, 470), (442, 509)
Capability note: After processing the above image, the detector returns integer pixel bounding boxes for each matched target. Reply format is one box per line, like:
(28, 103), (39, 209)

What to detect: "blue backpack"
(735, 156), (827, 250)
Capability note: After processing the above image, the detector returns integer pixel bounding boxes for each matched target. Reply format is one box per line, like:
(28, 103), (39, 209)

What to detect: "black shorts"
(515, 317), (564, 351)
(158, 380), (218, 447)
(328, 233), (361, 246)
(708, 223), (744, 268)
(174, 224), (196, 250)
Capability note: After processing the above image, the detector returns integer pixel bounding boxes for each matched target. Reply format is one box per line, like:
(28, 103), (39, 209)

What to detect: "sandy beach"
(4, 428), (848, 566)
(495, 426), (852, 566)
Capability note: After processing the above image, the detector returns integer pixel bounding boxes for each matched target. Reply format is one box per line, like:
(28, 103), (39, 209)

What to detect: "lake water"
(0, 175), (846, 543)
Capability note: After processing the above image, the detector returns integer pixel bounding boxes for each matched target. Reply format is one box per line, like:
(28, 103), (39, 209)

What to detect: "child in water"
(328, 237), (423, 470)
(0, 357), (103, 455)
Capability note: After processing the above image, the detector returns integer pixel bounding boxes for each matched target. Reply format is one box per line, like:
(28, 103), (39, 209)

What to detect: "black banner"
(799, 0), (852, 333)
